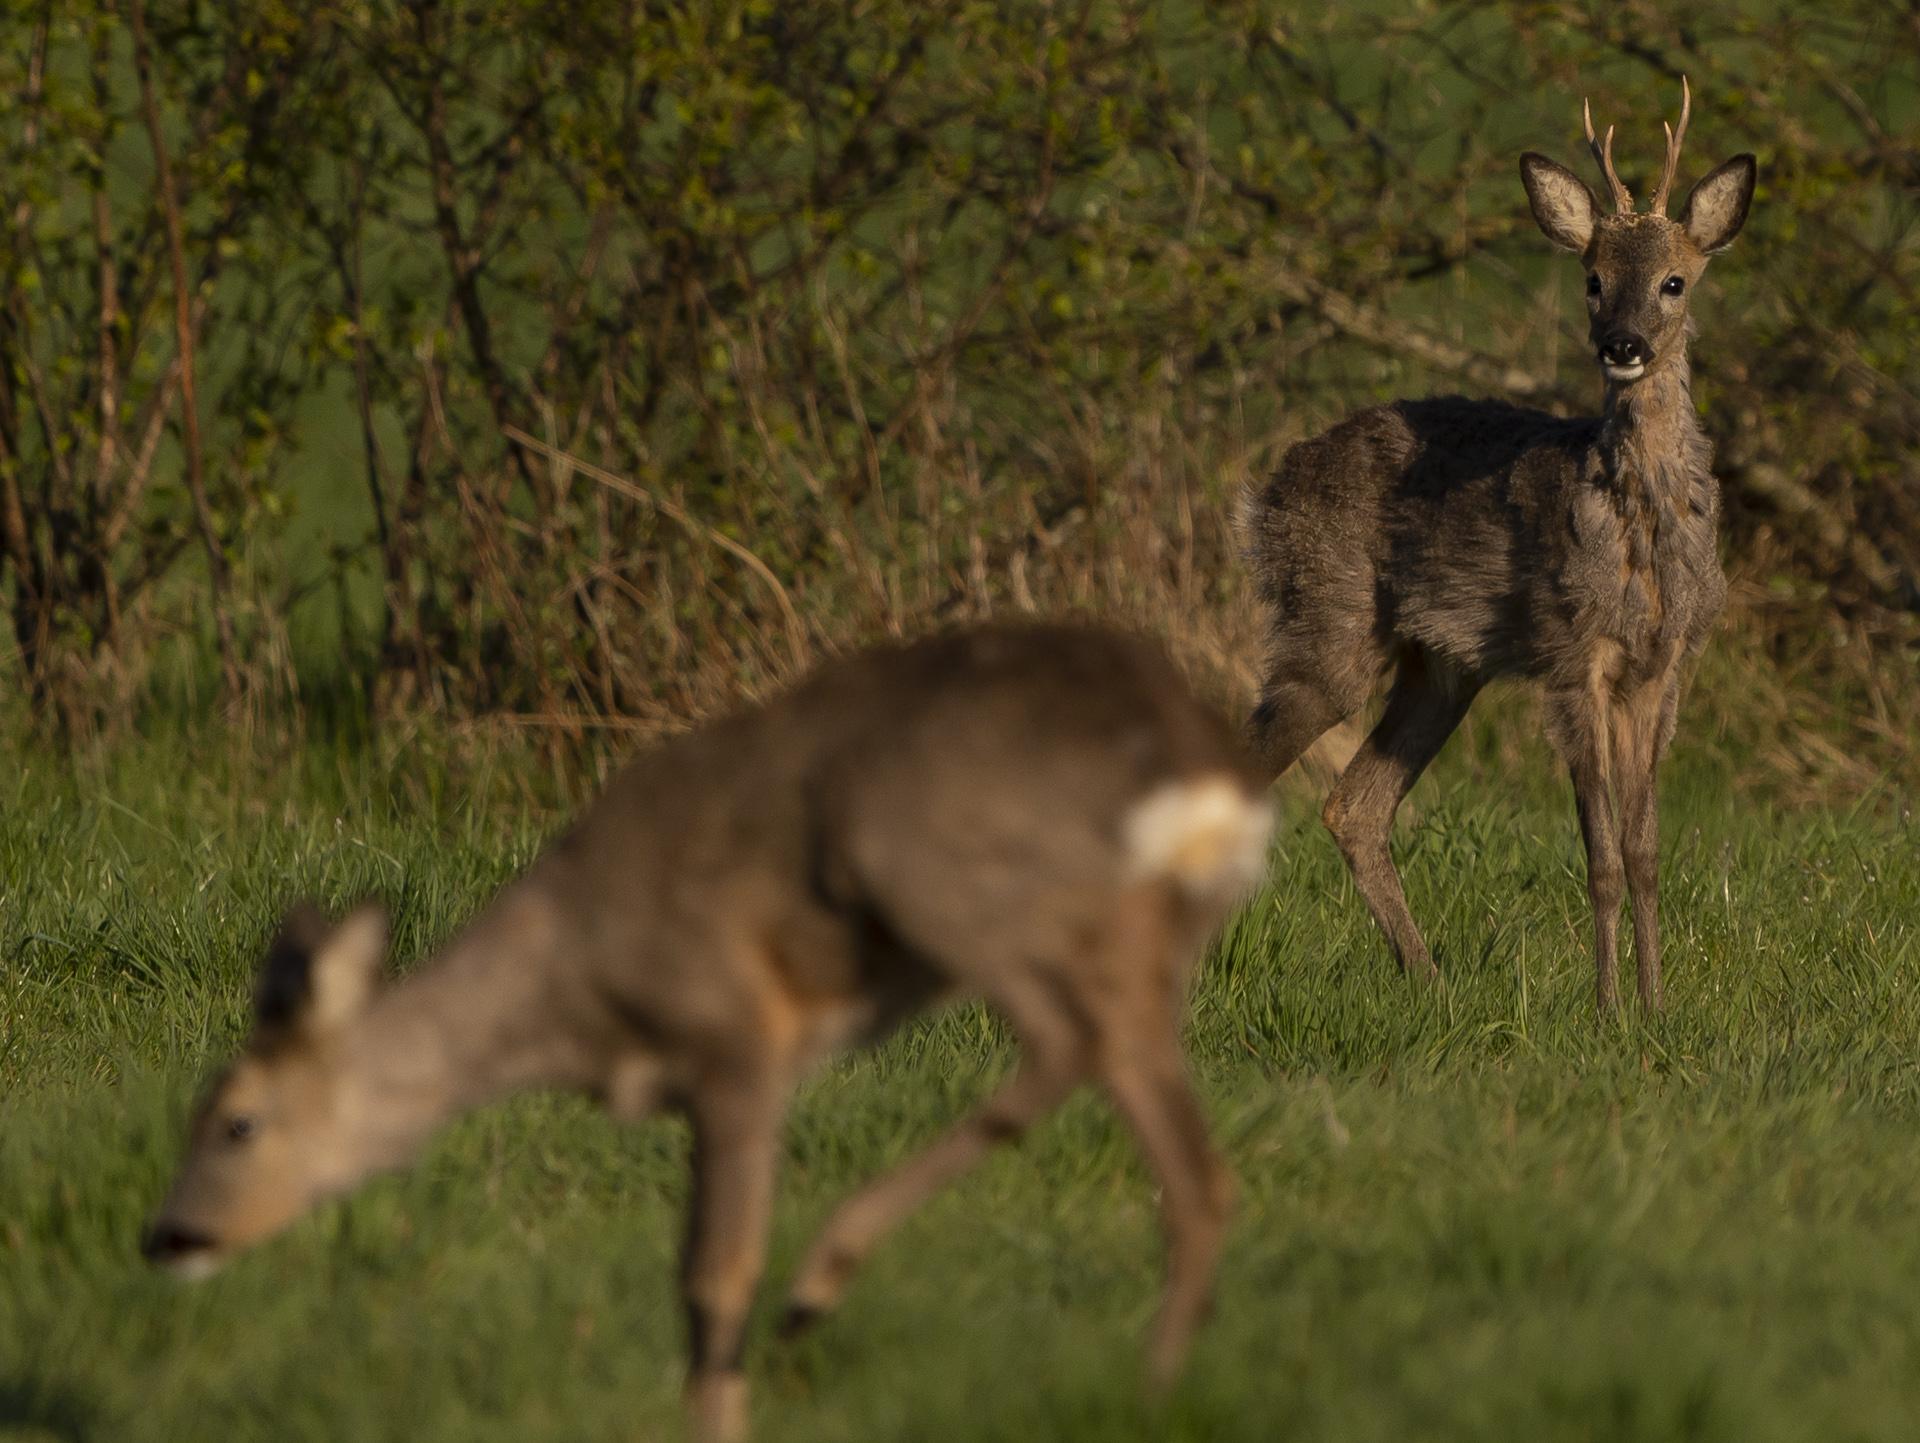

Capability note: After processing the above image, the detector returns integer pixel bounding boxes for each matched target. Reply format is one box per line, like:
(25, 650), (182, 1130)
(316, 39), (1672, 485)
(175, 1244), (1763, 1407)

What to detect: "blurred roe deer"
(143, 624), (1272, 1441)
(1246, 81), (1755, 1012)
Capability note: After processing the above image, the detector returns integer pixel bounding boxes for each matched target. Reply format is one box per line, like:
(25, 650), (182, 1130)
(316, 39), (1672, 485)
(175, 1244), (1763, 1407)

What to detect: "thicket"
(0, 1), (1915, 785)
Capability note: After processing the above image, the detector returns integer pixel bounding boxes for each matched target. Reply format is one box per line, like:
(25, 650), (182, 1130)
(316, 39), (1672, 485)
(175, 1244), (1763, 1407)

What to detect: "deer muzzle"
(1598, 330), (1652, 379)
(141, 1221), (225, 1280)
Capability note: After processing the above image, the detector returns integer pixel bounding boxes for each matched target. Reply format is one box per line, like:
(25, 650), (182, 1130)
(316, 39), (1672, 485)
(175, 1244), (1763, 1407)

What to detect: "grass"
(5, 716), (1920, 1442)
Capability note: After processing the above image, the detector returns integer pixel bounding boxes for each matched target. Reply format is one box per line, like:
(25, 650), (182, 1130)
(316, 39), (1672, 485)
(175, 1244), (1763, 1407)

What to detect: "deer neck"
(1598, 337), (1709, 507)
(337, 885), (593, 1168)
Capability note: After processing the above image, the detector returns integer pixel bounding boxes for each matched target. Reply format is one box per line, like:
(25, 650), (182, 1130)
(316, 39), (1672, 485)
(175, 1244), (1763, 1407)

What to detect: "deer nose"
(142, 1222), (214, 1263)
(1599, 332), (1652, 368)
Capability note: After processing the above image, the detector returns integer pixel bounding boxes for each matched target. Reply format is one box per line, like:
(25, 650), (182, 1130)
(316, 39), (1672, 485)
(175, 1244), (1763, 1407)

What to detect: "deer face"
(1580, 214), (1710, 382)
(144, 904), (388, 1278)
(1519, 83), (1755, 386)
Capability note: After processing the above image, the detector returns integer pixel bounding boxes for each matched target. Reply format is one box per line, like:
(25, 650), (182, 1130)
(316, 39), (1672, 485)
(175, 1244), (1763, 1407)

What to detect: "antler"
(1583, 97), (1635, 214)
(1649, 76), (1691, 217)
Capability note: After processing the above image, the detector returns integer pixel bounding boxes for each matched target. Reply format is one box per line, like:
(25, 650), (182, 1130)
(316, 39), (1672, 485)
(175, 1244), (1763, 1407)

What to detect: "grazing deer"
(1246, 81), (1755, 1012)
(143, 624), (1272, 1441)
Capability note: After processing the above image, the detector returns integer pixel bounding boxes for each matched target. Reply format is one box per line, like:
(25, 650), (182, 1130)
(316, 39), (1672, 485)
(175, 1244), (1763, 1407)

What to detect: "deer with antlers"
(1245, 81), (1756, 1012)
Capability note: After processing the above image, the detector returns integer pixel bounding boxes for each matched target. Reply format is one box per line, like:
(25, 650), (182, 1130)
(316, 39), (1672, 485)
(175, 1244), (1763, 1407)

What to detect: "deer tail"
(1122, 776), (1274, 897)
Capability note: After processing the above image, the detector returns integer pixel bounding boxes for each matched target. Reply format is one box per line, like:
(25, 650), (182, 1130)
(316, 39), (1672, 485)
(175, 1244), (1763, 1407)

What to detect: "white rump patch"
(1123, 776), (1274, 895)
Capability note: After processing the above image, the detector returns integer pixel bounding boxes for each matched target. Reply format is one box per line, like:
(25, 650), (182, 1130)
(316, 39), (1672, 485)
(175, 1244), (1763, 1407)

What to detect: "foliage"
(0, 1), (1915, 765)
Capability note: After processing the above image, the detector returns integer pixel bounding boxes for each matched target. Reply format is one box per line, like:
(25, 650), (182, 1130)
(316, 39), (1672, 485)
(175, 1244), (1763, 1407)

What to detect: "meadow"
(3, 2), (1919, 1438)
(4, 698), (1920, 1443)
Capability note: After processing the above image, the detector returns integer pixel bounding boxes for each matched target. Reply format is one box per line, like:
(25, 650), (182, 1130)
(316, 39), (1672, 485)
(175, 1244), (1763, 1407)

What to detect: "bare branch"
(502, 424), (811, 674)
(132, 0), (242, 710)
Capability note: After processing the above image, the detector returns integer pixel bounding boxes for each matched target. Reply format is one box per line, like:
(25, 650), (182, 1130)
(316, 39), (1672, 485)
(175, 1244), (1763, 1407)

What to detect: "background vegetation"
(0, 0), (1914, 797)
(7, 4), (1920, 1439)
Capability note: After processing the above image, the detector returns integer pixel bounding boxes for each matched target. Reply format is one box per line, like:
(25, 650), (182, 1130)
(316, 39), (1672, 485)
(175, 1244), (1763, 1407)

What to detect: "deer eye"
(1585, 274), (1602, 297)
(226, 1116), (257, 1144)
(1662, 275), (1685, 296)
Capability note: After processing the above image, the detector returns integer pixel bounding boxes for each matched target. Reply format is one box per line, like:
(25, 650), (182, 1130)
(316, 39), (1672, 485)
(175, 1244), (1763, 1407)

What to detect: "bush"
(0, 1), (1913, 785)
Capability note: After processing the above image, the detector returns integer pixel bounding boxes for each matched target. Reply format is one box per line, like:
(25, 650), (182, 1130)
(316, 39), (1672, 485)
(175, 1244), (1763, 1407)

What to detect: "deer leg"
(1247, 672), (1356, 786)
(1548, 691), (1625, 1014)
(1321, 652), (1478, 978)
(681, 1078), (786, 1443)
(781, 981), (1090, 1333)
(1085, 889), (1234, 1384)
(1613, 684), (1671, 1012)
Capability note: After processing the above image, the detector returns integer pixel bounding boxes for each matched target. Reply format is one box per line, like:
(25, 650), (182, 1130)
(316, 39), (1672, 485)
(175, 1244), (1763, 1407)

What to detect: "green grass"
(5, 727), (1920, 1442)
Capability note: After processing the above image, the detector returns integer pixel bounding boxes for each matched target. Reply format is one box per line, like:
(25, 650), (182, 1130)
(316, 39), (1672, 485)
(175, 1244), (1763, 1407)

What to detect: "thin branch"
(501, 424), (811, 673)
(133, 0), (242, 710)
(102, 351), (183, 556)
(1257, 256), (1548, 396)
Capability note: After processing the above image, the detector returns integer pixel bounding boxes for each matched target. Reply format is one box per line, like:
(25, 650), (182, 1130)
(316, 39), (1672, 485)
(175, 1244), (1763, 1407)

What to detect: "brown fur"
(1245, 90), (1757, 1012)
(144, 624), (1272, 1440)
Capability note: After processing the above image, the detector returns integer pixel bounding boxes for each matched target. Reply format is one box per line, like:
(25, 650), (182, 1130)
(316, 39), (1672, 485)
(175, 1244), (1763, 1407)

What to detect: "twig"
(103, 352), (182, 556)
(501, 425), (811, 674)
(1258, 257), (1547, 397)
(132, 0), (242, 712)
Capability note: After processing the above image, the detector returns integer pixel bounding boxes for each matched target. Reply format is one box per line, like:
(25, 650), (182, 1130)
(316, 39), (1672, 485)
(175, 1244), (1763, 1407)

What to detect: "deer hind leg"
(780, 974), (1091, 1334)
(1547, 687), (1626, 1014)
(681, 1076), (788, 1443)
(1084, 886), (1234, 1384)
(1247, 631), (1379, 786)
(1612, 679), (1677, 1012)
(1321, 649), (1479, 979)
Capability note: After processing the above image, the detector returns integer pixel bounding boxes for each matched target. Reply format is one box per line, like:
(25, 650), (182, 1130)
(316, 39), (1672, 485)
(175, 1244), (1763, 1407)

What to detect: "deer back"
(539, 625), (1262, 1017)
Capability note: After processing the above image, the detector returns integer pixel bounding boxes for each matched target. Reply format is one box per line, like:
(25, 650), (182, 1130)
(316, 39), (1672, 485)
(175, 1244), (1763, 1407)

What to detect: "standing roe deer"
(143, 624), (1273, 1441)
(1246, 81), (1755, 1012)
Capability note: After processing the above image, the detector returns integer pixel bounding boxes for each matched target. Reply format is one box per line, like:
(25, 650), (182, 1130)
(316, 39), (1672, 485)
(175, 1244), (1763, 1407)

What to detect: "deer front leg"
(1548, 690), (1626, 1013)
(682, 1078), (786, 1443)
(1322, 650), (1478, 979)
(1612, 682), (1674, 1012)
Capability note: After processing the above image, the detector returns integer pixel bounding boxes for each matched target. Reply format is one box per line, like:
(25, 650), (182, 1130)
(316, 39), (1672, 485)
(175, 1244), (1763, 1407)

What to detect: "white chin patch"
(164, 1251), (226, 1283)
(1604, 363), (1646, 381)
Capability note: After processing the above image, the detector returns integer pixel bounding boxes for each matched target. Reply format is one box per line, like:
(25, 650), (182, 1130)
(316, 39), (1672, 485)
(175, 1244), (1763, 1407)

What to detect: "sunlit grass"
(4, 730), (1920, 1440)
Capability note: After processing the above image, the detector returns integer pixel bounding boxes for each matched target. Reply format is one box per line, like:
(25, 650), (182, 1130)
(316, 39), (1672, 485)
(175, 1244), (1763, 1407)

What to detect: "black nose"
(142, 1222), (213, 1262)
(1599, 332), (1652, 367)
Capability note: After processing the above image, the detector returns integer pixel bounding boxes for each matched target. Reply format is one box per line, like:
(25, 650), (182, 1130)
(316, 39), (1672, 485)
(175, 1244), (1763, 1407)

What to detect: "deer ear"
(1521, 153), (1601, 254)
(254, 900), (387, 1036)
(1679, 154), (1757, 254)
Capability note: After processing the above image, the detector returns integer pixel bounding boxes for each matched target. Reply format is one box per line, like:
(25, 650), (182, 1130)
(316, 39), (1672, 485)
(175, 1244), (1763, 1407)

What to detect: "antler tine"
(1582, 97), (1635, 214)
(1650, 75), (1692, 217)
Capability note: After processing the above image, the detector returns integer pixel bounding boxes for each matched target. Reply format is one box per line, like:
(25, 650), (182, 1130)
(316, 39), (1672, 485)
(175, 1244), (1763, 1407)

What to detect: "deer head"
(143, 902), (392, 1277)
(1519, 80), (1757, 385)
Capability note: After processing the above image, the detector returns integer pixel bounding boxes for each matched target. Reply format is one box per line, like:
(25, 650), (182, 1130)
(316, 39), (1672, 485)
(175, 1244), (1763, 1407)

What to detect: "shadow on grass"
(0, 1374), (97, 1442)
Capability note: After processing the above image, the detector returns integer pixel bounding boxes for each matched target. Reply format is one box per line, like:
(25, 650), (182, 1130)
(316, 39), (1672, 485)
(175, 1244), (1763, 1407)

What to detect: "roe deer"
(143, 624), (1272, 1441)
(1246, 81), (1755, 1012)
